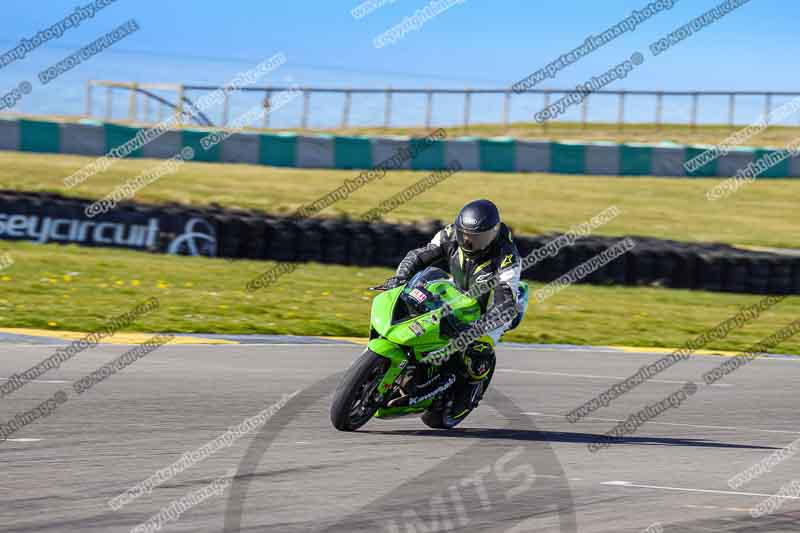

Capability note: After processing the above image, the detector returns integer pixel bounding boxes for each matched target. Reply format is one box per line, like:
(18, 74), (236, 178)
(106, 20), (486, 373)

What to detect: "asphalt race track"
(2, 340), (800, 532)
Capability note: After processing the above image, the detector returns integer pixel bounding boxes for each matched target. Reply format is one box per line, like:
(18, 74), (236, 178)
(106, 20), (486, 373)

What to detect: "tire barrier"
(264, 218), (299, 262)
(0, 190), (797, 295)
(319, 219), (347, 265)
(510, 234), (798, 295)
(295, 219), (324, 263)
(239, 217), (268, 260)
(0, 190), (214, 257)
(4, 117), (800, 177)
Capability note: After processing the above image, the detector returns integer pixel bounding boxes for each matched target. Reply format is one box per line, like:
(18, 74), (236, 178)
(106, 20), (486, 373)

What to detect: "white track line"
(502, 346), (619, 352)
(524, 411), (800, 435)
(498, 369), (732, 387)
(602, 480), (800, 500)
(4, 438), (42, 442)
(686, 504), (752, 512)
(0, 378), (69, 384)
(203, 343), (353, 347)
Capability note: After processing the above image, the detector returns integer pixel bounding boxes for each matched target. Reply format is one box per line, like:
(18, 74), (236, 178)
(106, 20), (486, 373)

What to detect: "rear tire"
(331, 349), (390, 431)
(421, 365), (494, 430)
(421, 407), (462, 429)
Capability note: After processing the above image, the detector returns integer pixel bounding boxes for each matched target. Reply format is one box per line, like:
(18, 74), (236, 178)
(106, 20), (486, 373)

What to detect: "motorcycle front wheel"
(330, 349), (390, 431)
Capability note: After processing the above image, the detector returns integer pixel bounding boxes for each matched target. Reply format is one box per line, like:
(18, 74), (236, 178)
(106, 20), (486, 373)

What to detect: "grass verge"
(1, 151), (798, 249)
(311, 122), (800, 149)
(8, 113), (800, 147)
(0, 241), (798, 355)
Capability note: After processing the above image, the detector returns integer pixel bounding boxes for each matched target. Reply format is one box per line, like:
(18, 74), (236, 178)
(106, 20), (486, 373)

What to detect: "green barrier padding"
(104, 123), (143, 158)
(182, 129), (220, 163)
(259, 133), (296, 167)
(19, 120), (60, 153)
(684, 146), (718, 177)
(334, 136), (372, 169)
(479, 138), (515, 172)
(753, 149), (791, 178)
(619, 144), (653, 175)
(550, 142), (585, 174)
(410, 138), (445, 170)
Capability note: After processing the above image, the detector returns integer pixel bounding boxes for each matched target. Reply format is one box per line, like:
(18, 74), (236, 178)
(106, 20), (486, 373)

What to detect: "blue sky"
(0, 0), (796, 128)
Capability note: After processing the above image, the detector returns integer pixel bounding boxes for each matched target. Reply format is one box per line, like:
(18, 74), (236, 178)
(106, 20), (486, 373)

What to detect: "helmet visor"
(455, 223), (499, 254)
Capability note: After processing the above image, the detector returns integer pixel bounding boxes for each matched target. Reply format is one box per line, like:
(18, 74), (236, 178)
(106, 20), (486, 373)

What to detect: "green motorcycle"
(331, 267), (527, 431)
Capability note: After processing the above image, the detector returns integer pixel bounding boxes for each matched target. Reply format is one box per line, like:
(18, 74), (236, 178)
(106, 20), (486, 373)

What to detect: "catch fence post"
(655, 92), (663, 132)
(463, 89), (472, 133)
(384, 87), (393, 129)
(176, 84), (185, 126)
(581, 94), (589, 130)
(503, 91), (511, 133)
(728, 93), (735, 129)
(128, 83), (138, 122)
(764, 93), (773, 125)
(425, 90), (433, 129)
(542, 90), (551, 133)
(85, 81), (93, 118)
(262, 90), (273, 129)
(105, 86), (113, 121)
(341, 89), (352, 129)
(301, 89), (311, 129)
(222, 91), (230, 127)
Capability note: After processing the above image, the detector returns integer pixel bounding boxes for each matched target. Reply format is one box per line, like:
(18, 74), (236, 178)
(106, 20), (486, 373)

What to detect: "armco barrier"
(0, 190), (798, 295)
(2, 117), (800, 177)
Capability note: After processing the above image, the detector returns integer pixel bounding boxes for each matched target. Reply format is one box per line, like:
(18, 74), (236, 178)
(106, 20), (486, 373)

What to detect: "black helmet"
(454, 199), (501, 257)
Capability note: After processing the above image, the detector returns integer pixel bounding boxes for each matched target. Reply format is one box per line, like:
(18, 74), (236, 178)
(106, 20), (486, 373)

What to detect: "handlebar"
(368, 286), (388, 291)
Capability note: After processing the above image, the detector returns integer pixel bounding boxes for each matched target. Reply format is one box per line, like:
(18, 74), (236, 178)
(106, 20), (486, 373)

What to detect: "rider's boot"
(450, 341), (495, 415)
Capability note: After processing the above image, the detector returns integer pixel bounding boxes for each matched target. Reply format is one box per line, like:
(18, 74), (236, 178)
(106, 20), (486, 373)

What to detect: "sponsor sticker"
(409, 288), (427, 303)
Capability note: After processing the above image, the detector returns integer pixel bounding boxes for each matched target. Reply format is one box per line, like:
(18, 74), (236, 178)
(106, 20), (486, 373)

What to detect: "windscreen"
(399, 268), (450, 315)
(399, 267), (479, 324)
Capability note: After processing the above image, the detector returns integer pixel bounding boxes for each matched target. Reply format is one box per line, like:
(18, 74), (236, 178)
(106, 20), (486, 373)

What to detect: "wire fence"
(86, 80), (800, 133)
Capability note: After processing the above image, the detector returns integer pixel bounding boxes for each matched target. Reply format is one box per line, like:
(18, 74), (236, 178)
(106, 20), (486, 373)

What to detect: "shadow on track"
(361, 428), (781, 451)
(224, 379), (579, 533)
(671, 512), (800, 532)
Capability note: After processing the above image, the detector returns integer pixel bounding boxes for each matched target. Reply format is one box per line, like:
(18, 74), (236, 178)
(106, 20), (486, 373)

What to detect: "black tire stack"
(0, 190), (797, 295)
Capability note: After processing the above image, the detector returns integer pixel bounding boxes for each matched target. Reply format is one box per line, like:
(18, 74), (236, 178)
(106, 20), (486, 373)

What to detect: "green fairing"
(369, 281), (481, 356)
(369, 286), (403, 338)
(333, 266), (529, 429)
(367, 275), (485, 419)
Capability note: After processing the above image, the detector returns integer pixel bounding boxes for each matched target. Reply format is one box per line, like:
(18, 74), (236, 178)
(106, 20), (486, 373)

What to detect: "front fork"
(368, 338), (445, 417)
(368, 338), (410, 398)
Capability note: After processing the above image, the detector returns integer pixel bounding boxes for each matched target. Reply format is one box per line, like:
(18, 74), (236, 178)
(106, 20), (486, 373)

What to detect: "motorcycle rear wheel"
(421, 365), (494, 429)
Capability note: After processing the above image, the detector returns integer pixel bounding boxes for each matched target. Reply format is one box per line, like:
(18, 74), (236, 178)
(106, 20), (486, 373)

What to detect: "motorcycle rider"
(378, 199), (528, 411)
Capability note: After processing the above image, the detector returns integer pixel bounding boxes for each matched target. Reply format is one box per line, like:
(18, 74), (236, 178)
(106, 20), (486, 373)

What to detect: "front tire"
(331, 349), (390, 431)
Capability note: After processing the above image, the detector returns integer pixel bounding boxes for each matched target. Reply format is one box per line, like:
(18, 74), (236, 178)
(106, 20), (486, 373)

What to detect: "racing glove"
(373, 276), (406, 291)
